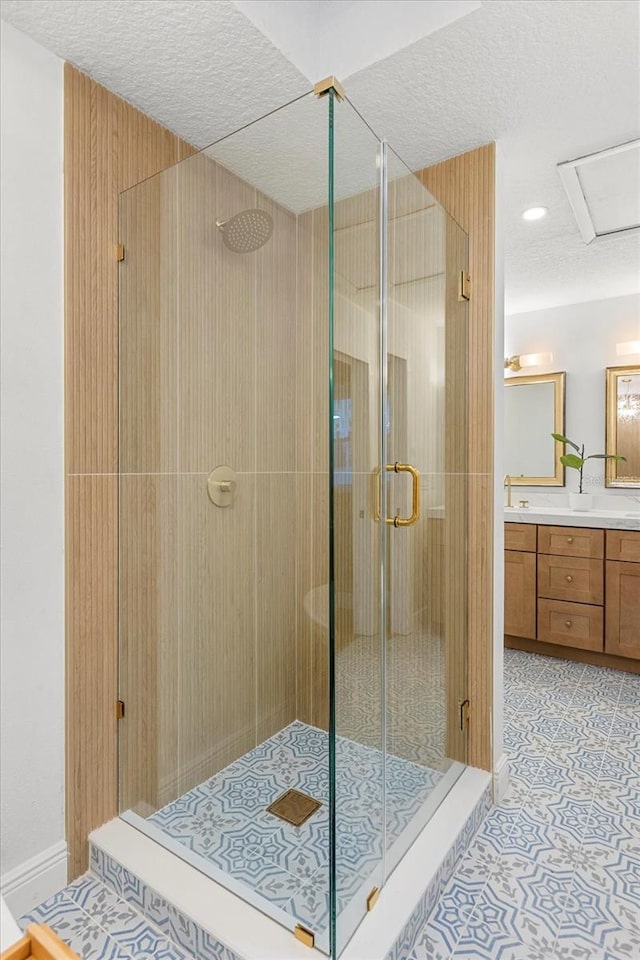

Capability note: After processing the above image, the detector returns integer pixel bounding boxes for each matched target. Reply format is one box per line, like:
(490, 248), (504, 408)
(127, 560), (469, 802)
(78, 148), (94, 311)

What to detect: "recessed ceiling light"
(522, 206), (548, 221)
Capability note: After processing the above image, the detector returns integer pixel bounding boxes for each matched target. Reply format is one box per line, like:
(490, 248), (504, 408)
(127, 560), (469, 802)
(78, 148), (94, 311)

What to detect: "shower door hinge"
(458, 270), (471, 301)
(115, 243), (125, 262)
(458, 698), (470, 731)
(116, 700), (125, 720)
(366, 886), (380, 911)
(294, 924), (315, 948)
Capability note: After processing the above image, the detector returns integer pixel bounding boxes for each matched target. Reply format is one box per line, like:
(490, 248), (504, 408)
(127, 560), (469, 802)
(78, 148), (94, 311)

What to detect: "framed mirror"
(504, 371), (566, 485)
(605, 365), (640, 488)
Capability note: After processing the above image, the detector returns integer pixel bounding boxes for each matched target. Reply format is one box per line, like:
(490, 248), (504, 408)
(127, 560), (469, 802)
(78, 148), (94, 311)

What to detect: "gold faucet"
(504, 474), (512, 508)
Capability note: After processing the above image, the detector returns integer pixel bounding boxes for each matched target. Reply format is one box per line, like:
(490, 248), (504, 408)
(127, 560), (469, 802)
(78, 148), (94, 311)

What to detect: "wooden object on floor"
(420, 144), (496, 773)
(505, 635), (640, 675)
(1, 924), (80, 960)
(64, 64), (194, 878)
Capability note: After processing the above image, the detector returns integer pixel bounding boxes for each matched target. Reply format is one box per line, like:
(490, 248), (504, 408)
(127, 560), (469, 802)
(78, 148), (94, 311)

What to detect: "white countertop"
(504, 505), (640, 530)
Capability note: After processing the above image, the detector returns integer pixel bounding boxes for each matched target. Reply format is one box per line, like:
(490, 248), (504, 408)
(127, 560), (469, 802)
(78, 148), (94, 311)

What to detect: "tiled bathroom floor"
(19, 651), (639, 960)
(410, 650), (640, 960)
(146, 720), (442, 936)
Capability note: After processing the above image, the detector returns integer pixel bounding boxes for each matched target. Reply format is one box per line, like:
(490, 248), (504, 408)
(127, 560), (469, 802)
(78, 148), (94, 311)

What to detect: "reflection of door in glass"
(387, 354), (411, 635)
(334, 352), (377, 642)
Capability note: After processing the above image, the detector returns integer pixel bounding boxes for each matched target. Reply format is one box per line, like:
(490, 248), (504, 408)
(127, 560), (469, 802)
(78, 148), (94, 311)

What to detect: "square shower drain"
(266, 788), (321, 826)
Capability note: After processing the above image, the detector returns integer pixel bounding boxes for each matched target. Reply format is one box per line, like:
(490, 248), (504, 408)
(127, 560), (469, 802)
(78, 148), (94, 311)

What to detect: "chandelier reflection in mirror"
(618, 377), (640, 422)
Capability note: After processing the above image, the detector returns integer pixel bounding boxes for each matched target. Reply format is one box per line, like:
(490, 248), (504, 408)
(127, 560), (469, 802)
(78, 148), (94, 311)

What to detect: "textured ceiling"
(1, 0), (638, 314)
(233, 0), (480, 83)
(0, 1), (310, 146)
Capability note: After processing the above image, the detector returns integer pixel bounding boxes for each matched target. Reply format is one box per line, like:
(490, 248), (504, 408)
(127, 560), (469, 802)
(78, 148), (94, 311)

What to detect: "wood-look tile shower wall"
(118, 152), (300, 819)
(65, 66), (299, 874)
(420, 144), (496, 772)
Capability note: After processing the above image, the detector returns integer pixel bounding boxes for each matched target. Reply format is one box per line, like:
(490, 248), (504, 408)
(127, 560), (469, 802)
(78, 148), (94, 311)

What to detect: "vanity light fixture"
(504, 352), (553, 372)
(522, 206), (548, 221)
(616, 340), (640, 357)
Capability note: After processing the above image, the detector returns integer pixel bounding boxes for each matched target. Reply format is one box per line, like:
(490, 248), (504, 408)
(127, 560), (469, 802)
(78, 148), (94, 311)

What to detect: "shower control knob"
(207, 466), (237, 508)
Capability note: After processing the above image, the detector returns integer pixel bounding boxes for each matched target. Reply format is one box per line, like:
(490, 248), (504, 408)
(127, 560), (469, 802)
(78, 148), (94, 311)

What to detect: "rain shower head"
(216, 208), (273, 253)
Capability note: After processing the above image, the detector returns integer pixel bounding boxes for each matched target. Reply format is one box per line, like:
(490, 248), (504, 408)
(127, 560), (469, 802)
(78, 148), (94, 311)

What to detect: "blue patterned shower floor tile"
(145, 720), (442, 940)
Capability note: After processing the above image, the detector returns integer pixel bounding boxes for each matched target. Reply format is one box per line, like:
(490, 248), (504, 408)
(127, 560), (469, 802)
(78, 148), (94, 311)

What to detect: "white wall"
(505, 293), (640, 495)
(0, 21), (66, 915)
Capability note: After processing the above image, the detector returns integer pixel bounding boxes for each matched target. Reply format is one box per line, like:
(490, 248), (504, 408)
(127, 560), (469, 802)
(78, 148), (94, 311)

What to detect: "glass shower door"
(329, 91), (385, 957)
(328, 102), (470, 954)
(382, 148), (469, 877)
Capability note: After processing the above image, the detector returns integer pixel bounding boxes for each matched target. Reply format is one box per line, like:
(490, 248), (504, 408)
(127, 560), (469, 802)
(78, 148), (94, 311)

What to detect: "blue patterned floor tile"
(114, 925), (189, 960)
(287, 867), (330, 930)
(409, 651), (638, 960)
(21, 890), (148, 960)
(408, 926), (455, 959)
(452, 889), (522, 958)
(552, 871), (622, 947)
(426, 877), (486, 955)
(573, 840), (640, 908)
(479, 805), (554, 859)
(253, 866), (300, 907)
(64, 875), (151, 939)
(195, 928), (238, 960)
(23, 879), (194, 960)
(553, 934), (606, 960)
(144, 720), (443, 939)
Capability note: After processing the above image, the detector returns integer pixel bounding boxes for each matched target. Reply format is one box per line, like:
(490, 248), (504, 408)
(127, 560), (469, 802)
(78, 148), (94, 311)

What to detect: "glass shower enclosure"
(118, 84), (469, 957)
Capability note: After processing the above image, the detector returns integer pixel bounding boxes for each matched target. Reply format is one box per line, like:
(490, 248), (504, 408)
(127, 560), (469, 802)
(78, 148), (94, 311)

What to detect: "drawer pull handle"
(566, 575), (573, 583)
(565, 620), (573, 628)
(567, 537), (574, 544)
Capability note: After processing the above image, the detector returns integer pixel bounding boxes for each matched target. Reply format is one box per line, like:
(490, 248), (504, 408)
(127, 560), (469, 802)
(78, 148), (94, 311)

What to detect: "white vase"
(569, 492), (593, 511)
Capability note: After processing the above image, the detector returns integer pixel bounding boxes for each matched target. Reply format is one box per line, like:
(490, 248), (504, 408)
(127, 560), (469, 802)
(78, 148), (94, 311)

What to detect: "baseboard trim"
(1, 840), (68, 920)
(493, 752), (510, 804)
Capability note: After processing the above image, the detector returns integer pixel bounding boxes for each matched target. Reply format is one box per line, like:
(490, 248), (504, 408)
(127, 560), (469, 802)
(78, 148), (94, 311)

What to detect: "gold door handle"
(376, 462), (420, 527)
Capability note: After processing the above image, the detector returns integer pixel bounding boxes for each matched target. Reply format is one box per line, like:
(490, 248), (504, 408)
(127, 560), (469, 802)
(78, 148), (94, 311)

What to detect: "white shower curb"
(90, 766), (491, 960)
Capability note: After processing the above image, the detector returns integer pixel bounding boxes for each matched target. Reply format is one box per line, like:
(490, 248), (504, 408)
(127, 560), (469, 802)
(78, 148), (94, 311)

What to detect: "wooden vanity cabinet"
(505, 522), (640, 669)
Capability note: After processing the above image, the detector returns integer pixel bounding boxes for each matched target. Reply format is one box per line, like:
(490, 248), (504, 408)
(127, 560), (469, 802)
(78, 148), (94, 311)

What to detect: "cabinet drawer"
(538, 598), (603, 652)
(537, 555), (603, 604)
(505, 523), (537, 552)
(538, 525), (604, 559)
(606, 530), (640, 563)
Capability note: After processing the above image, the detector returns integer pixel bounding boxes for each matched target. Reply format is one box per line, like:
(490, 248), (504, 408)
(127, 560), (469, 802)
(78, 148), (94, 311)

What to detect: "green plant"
(551, 434), (626, 493)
